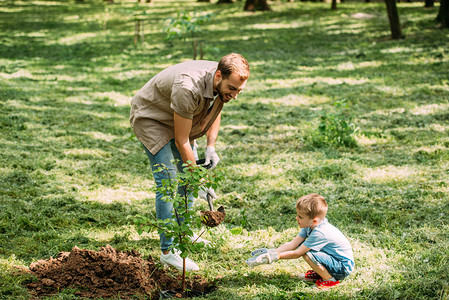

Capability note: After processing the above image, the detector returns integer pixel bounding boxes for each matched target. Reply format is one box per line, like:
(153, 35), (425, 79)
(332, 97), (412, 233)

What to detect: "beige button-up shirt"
(130, 60), (223, 155)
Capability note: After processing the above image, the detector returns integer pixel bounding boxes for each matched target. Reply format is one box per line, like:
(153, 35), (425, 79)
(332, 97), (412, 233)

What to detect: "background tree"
(331, 0), (337, 10)
(244, 0), (271, 11)
(385, 0), (403, 39)
(424, 0), (434, 8)
(436, 0), (449, 28)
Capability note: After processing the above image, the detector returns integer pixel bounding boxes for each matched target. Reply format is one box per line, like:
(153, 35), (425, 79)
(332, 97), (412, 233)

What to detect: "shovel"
(196, 159), (226, 227)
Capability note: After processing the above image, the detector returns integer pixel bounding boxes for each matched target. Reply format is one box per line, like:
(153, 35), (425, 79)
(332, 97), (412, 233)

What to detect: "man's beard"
(216, 81), (231, 103)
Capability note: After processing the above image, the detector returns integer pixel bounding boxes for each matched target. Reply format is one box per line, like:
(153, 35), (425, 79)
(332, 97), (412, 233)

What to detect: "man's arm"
(174, 112), (195, 165)
(206, 112), (221, 147)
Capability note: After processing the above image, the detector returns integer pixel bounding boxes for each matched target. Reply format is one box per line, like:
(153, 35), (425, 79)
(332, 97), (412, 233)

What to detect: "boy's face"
(296, 211), (316, 229)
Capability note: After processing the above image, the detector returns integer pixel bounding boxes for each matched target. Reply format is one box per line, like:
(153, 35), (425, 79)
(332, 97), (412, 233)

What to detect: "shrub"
(309, 100), (359, 148)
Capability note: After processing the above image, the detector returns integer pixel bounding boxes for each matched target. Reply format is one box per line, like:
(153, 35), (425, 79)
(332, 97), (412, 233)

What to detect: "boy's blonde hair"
(296, 193), (328, 220)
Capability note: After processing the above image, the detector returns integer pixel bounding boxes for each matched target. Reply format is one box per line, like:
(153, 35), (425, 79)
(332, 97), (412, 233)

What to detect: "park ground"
(0, 0), (448, 298)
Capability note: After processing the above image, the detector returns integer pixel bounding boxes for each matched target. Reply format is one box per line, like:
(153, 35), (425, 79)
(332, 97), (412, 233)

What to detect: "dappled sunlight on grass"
(232, 163), (285, 177)
(360, 165), (426, 184)
(1, 0), (448, 298)
(82, 131), (117, 143)
(349, 239), (400, 291)
(0, 69), (33, 79)
(410, 103), (449, 115)
(375, 85), (407, 96)
(55, 32), (97, 45)
(302, 76), (369, 86)
(64, 148), (109, 159)
(93, 91), (131, 107)
(356, 134), (391, 146)
(259, 94), (329, 106)
(80, 186), (152, 204)
(249, 20), (313, 30)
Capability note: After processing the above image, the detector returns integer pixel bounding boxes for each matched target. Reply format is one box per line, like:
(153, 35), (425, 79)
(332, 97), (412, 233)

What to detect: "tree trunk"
(193, 39), (197, 60)
(424, 0), (433, 7)
(385, 0), (403, 39)
(244, 0), (272, 11)
(436, 0), (449, 28)
(198, 0), (211, 2)
(217, 0), (233, 3)
(331, 0), (337, 10)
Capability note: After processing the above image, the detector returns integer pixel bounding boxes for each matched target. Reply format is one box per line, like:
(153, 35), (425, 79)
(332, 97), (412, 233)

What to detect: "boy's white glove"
(198, 187), (217, 201)
(246, 251), (279, 267)
(205, 146), (220, 170)
(250, 248), (277, 257)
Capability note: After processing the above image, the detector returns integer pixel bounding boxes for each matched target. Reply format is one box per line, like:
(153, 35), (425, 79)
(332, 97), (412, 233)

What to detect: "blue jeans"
(306, 250), (351, 281)
(143, 139), (197, 251)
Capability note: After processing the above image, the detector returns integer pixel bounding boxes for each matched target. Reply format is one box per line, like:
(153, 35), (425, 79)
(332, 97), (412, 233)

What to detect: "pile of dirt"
(26, 245), (216, 299)
(201, 206), (226, 227)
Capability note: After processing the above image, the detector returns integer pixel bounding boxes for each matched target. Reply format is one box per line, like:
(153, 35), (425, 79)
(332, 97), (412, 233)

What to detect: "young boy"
(246, 193), (354, 290)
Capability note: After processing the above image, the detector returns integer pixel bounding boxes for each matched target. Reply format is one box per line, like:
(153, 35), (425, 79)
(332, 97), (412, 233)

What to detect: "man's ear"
(214, 70), (222, 80)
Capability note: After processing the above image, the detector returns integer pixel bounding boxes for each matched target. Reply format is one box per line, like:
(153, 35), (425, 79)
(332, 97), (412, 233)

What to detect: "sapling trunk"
(133, 161), (223, 295)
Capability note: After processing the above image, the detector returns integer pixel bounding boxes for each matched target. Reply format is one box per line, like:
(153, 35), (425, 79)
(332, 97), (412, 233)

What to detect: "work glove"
(250, 248), (277, 257)
(205, 146), (220, 170)
(246, 251), (279, 267)
(192, 141), (199, 161)
(198, 187), (217, 201)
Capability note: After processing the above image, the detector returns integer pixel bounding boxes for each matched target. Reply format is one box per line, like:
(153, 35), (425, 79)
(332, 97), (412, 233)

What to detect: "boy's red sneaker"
(299, 270), (322, 282)
(315, 278), (340, 290)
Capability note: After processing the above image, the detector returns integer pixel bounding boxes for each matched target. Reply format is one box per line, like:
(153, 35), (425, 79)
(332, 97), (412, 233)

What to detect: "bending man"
(130, 53), (250, 271)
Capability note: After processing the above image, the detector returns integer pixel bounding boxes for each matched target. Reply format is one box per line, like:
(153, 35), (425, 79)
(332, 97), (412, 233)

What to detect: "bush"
(309, 100), (359, 148)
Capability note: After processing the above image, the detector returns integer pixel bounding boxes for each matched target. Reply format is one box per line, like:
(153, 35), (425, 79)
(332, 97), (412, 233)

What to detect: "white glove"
(198, 187), (217, 201)
(192, 141), (199, 161)
(250, 248), (277, 257)
(205, 146), (220, 170)
(246, 251), (279, 267)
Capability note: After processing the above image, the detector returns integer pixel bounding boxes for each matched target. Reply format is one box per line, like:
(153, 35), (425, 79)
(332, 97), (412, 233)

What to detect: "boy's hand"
(250, 248), (277, 257)
(246, 251), (279, 267)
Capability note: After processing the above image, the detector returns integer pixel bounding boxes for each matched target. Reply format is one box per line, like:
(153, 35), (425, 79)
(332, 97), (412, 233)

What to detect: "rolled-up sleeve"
(170, 83), (198, 119)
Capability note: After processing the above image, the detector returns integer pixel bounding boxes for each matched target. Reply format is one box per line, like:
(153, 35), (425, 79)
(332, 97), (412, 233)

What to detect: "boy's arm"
(276, 235), (305, 253)
(246, 235), (309, 267)
(279, 243), (310, 259)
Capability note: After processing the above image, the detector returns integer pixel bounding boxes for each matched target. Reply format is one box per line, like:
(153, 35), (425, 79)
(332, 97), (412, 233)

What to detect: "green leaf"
(230, 227), (243, 235)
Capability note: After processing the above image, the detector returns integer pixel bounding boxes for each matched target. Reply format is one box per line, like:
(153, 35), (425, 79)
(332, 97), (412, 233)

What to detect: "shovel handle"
(207, 193), (214, 211)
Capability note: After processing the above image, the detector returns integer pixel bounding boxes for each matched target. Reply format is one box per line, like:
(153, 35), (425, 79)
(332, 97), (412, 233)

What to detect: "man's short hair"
(217, 53), (250, 81)
(296, 193), (328, 220)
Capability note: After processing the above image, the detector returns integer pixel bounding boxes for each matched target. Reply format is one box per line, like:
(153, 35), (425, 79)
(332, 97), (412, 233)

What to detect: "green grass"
(1, 0), (448, 299)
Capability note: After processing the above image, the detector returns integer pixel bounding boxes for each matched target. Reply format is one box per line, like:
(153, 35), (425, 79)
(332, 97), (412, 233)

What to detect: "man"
(130, 53), (250, 271)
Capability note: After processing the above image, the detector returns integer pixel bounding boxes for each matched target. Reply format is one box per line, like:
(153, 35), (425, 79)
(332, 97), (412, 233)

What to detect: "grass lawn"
(1, 0), (448, 298)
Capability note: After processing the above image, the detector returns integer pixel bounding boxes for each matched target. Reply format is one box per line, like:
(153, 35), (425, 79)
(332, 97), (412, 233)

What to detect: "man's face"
(215, 71), (247, 103)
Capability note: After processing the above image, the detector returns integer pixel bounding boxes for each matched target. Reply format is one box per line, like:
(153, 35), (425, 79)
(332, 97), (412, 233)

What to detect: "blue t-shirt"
(299, 218), (355, 274)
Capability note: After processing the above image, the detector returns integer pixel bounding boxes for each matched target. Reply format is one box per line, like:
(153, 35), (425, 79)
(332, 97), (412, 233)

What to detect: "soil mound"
(201, 206), (226, 227)
(26, 245), (215, 299)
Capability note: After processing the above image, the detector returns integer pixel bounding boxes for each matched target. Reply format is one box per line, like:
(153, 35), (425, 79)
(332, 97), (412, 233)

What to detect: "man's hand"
(198, 187), (217, 201)
(246, 251), (279, 267)
(205, 146), (220, 170)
